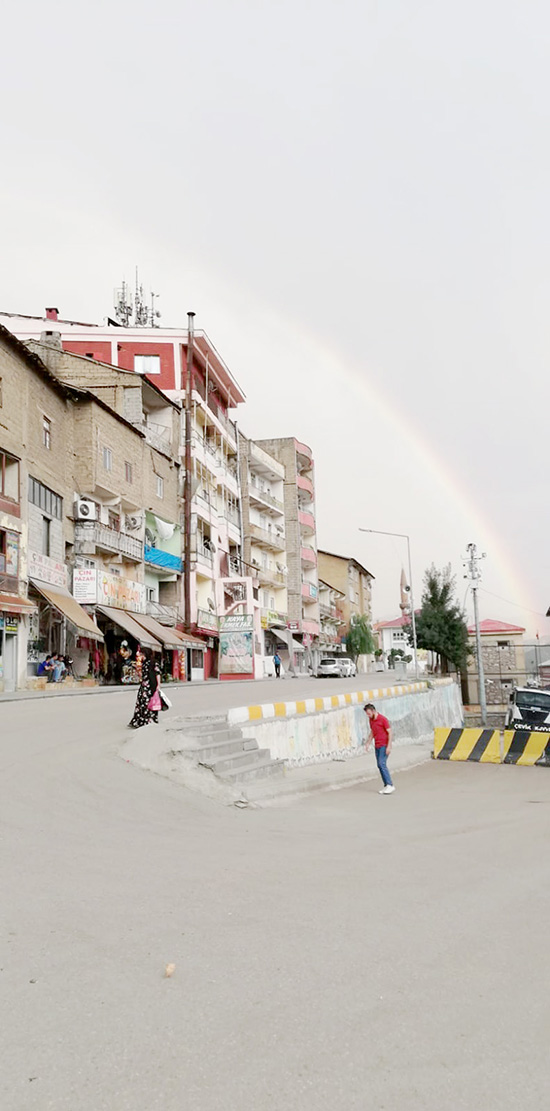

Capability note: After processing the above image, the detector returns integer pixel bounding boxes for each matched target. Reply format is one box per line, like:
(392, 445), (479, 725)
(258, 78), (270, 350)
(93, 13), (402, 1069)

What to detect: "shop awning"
(130, 612), (188, 651)
(30, 580), (104, 641)
(0, 593), (37, 614)
(96, 605), (162, 650)
(271, 630), (305, 652)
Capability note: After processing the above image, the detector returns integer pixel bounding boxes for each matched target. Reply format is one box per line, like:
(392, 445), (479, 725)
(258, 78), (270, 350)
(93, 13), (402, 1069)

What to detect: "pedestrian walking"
(364, 702), (395, 794)
(128, 649), (161, 728)
(273, 651), (282, 678)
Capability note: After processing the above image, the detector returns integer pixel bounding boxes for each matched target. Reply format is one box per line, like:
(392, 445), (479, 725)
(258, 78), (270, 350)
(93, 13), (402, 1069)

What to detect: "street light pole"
(358, 528), (419, 680)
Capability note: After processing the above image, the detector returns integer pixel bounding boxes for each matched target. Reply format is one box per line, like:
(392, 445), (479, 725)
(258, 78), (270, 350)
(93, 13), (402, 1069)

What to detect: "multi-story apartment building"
(3, 307), (247, 678)
(318, 579), (346, 653)
(24, 336), (205, 680)
(0, 326), (104, 691)
(256, 437), (319, 670)
(317, 550), (374, 644)
(238, 435), (288, 675)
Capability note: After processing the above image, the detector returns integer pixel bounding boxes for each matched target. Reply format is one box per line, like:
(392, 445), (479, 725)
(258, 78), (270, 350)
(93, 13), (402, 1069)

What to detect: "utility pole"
(359, 528), (419, 680)
(464, 542), (487, 725)
(184, 312), (195, 636)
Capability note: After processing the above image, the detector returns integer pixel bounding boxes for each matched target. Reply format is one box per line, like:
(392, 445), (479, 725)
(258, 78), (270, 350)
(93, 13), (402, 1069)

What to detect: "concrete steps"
(169, 716), (283, 786)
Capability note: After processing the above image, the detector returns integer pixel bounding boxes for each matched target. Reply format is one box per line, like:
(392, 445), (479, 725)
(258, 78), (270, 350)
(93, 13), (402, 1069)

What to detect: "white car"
(316, 657), (341, 678)
(337, 658), (357, 677)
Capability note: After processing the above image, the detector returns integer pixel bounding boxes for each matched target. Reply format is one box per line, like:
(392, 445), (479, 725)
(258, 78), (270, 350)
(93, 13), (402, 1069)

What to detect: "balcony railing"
(75, 522), (143, 562)
(248, 481), (284, 513)
(300, 545), (317, 565)
(249, 523), (286, 550)
(298, 509), (315, 533)
(146, 601), (182, 626)
(193, 543), (214, 567)
(301, 580), (318, 601)
(141, 420), (173, 455)
(296, 473), (314, 498)
(255, 565), (286, 586)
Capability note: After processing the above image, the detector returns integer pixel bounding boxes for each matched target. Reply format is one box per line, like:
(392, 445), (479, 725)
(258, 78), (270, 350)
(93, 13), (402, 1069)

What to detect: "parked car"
(316, 657), (341, 678)
(505, 687), (550, 731)
(337, 658), (357, 677)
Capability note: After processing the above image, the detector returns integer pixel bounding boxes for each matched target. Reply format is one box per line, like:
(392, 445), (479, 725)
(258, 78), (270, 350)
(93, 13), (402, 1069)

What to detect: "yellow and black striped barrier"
(503, 730), (550, 766)
(434, 727), (500, 763)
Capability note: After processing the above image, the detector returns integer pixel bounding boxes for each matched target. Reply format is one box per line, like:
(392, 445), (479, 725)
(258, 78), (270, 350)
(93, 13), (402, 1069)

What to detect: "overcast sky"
(2, 0), (549, 635)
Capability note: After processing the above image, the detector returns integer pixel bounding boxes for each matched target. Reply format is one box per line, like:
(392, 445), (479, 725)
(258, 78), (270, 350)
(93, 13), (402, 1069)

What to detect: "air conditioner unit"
(125, 514), (143, 531)
(75, 498), (97, 521)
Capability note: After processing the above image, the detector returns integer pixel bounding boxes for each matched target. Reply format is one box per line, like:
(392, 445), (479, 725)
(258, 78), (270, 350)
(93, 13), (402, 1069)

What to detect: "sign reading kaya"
(219, 614), (254, 676)
(73, 569), (146, 613)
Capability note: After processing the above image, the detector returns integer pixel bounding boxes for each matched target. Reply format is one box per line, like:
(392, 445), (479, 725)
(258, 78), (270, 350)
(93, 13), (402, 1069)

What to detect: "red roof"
(374, 613), (417, 629)
(467, 618), (525, 635)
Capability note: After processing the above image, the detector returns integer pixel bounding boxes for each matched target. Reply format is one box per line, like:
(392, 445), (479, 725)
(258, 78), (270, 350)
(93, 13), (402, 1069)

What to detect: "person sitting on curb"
(364, 703), (395, 795)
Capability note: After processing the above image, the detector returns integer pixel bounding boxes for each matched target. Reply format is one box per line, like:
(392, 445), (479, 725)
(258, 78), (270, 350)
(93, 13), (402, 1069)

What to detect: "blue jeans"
(375, 745), (393, 787)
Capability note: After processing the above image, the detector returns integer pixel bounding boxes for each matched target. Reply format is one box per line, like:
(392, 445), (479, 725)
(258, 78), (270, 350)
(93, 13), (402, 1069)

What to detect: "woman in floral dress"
(128, 649), (161, 728)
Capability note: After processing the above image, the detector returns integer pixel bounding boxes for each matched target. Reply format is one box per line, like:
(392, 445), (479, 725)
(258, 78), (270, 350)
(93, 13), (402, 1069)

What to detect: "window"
(108, 510), (120, 531)
(102, 446), (113, 472)
(191, 649), (203, 670)
(1, 451), (19, 502)
(497, 640), (511, 648)
(28, 477), (62, 518)
(156, 475), (164, 498)
(125, 461), (133, 484)
(42, 516), (51, 557)
(43, 416), (52, 450)
(0, 528), (18, 577)
(134, 354), (161, 376)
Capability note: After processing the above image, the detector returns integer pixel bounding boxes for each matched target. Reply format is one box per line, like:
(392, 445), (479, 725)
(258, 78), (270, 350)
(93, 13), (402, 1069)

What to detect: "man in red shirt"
(364, 703), (395, 794)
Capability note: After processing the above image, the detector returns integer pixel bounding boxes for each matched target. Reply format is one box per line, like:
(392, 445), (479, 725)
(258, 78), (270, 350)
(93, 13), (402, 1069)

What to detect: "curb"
(227, 681), (434, 725)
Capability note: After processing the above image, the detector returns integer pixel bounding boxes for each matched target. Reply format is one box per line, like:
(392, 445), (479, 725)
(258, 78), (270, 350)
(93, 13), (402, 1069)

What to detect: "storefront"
(94, 605), (162, 684)
(28, 577), (104, 681)
(0, 595), (36, 693)
(129, 612), (206, 682)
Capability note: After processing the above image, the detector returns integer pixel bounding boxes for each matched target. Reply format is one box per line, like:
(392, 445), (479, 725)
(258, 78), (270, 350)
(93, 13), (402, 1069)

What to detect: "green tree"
(345, 615), (375, 665)
(409, 564), (469, 672)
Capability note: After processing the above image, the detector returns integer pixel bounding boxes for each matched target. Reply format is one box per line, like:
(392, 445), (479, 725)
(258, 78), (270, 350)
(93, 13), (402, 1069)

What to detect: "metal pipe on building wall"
(184, 312), (195, 636)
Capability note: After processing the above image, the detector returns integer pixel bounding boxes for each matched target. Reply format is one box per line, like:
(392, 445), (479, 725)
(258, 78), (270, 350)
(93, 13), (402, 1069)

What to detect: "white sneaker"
(379, 785), (395, 794)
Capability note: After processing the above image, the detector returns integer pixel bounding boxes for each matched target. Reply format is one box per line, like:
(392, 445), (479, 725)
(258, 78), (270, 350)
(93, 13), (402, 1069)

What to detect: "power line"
(478, 587), (548, 620)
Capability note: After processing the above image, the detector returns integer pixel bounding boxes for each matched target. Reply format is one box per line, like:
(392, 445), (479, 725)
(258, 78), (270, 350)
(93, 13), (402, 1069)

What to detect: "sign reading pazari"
(73, 569), (146, 613)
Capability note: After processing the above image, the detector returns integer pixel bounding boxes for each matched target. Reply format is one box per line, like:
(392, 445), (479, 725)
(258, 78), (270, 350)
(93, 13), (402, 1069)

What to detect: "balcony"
(301, 580), (318, 602)
(319, 601), (337, 619)
(249, 523), (286, 551)
(75, 521), (143, 562)
(299, 509), (315, 534)
(193, 543), (214, 574)
(296, 473), (314, 499)
(144, 545), (182, 574)
(142, 419), (173, 456)
(248, 481), (284, 515)
(300, 545), (317, 567)
(254, 564), (286, 587)
(146, 601), (182, 626)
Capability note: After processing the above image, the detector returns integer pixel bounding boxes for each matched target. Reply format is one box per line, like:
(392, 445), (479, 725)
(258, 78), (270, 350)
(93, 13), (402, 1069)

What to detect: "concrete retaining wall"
(237, 680), (463, 766)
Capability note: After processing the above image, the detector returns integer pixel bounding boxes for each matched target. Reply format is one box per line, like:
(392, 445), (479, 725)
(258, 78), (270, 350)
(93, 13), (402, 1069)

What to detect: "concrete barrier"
(434, 727), (501, 763)
(234, 680), (462, 766)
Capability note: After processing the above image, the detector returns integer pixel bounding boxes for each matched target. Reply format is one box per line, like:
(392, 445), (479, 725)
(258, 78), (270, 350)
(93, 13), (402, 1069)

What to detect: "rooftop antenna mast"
(113, 279), (133, 326)
(150, 290), (161, 328)
(134, 267), (149, 326)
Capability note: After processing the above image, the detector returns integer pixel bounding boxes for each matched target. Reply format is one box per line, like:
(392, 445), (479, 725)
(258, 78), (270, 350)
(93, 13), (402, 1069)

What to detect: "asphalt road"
(2, 693), (550, 1110)
(0, 669), (399, 713)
